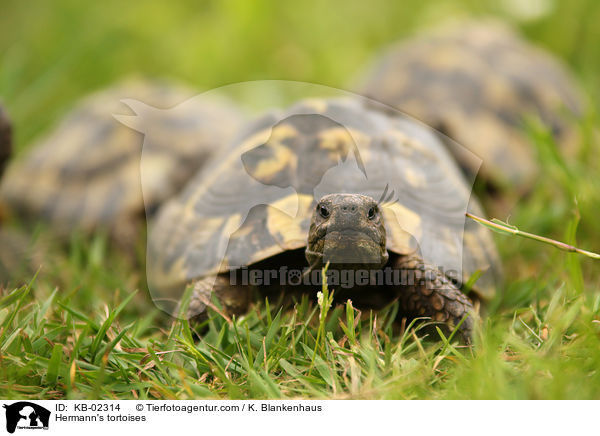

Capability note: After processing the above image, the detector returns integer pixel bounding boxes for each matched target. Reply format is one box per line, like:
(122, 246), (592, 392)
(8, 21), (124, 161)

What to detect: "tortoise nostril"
(340, 204), (359, 214)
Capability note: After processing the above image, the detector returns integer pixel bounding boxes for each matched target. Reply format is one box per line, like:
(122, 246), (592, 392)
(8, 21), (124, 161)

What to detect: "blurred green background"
(2, 0), (599, 154)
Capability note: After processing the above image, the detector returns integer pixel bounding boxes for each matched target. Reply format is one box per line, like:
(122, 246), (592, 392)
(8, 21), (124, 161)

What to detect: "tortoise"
(356, 21), (583, 193)
(0, 106), (33, 288)
(147, 98), (501, 339)
(0, 104), (11, 179)
(0, 78), (245, 245)
(0, 104), (15, 284)
(0, 103), (11, 223)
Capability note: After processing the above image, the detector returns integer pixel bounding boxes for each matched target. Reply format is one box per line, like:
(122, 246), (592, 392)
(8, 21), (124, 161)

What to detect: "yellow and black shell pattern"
(0, 79), (245, 233)
(148, 98), (501, 306)
(0, 104), (11, 178)
(358, 21), (582, 190)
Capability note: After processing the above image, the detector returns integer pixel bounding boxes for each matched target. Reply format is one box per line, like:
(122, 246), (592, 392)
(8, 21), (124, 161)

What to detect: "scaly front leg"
(394, 255), (476, 342)
(186, 274), (251, 323)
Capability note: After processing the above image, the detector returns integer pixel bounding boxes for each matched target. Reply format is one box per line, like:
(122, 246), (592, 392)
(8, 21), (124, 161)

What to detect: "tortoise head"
(306, 193), (388, 271)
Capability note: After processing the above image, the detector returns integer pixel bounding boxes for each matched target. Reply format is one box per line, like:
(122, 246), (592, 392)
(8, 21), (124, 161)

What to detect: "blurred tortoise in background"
(0, 105), (35, 285)
(357, 21), (583, 195)
(0, 104), (15, 283)
(0, 79), (245, 247)
(0, 105), (11, 179)
(147, 98), (501, 340)
(0, 103), (11, 222)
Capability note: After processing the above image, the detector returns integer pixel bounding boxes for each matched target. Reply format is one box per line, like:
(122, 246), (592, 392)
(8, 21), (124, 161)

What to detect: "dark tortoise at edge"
(0, 104), (22, 284)
(0, 79), (245, 245)
(357, 21), (583, 192)
(148, 98), (501, 340)
(0, 105), (11, 179)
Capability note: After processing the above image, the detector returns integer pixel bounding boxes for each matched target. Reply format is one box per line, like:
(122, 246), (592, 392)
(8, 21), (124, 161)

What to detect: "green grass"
(1, 238), (600, 399)
(1, 0), (600, 399)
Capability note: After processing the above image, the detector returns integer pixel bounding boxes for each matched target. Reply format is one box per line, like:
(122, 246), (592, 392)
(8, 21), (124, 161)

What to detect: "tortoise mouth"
(307, 229), (387, 268)
(325, 228), (380, 243)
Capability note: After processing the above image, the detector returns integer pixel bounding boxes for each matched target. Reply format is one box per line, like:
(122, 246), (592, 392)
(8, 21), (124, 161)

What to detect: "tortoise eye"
(318, 204), (330, 218)
(368, 207), (377, 220)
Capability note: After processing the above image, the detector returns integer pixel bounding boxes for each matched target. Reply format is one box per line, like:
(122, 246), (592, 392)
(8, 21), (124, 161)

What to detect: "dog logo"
(3, 402), (50, 433)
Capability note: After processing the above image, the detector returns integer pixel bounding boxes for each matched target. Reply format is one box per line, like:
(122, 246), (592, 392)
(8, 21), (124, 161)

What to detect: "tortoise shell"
(147, 98), (501, 310)
(0, 79), (245, 234)
(357, 21), (582, 190)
